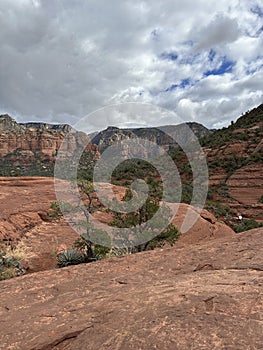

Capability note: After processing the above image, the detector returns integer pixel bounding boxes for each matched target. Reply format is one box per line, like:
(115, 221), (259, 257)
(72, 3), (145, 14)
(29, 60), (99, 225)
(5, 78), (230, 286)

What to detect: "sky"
(0, 0), (262, 132)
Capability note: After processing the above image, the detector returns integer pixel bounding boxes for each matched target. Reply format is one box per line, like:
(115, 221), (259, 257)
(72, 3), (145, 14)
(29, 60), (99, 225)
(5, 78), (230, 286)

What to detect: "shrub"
(233, 219), (263, 233)
(0, 252), (25, 281)
(217, 182), (229, 197)
(46, 201), (63, 220)
(46, 200), (77, 221)
(57, 249), (86, 268)
(57, 226), (112, 267)
(143, 224), (180, 251)
(205, 202), (235, 219)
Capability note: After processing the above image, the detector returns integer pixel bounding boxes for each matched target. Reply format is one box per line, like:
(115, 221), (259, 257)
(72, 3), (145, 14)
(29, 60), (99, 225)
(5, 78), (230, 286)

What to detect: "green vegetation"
(233, 219), (263, 233)
(77, 179), (95, 212)
(181, 183), (193, 204)
(207, 153), (262, 178)
(205, 202), (235, 220)
(0, 150), (55, 177)
(77, 150), (98, 181)
(46, 201), (63, 220)
(46, 200), (79, 221)
(57, 249), (86, 267)
(73, 231), (111, 260)
(57, 181), (180, 268)
(108, 187), (180, 252)
(217, 181), (229, 198)
(0, 241), (34, 280)
(57, 230), (111, 268)
(111, 159), (159, 183)
(201, 104), (263, 149)
(0, 251), (25, 281)
(234, 105), (263, 129)
(57, 220), (180, 268)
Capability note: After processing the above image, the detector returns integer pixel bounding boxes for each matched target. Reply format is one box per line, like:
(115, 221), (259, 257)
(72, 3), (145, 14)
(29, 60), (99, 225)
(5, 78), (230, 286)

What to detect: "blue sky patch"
(204, 57), (235, 76)
(164, 78), (191, 92)
(251, 5), (263, 18)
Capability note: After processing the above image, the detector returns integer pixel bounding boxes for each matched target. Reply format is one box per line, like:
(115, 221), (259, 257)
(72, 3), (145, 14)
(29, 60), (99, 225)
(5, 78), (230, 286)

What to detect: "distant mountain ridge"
(91, 122), (212, 151)
(0, 114), (72, 133)
(0, 104), (262, 183)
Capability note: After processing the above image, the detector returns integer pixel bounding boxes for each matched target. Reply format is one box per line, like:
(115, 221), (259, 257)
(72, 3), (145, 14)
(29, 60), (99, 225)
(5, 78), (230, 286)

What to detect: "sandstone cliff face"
(0, 114), (88, 157)
(0, 115), (99, 176)
(226, 164), (263, 221)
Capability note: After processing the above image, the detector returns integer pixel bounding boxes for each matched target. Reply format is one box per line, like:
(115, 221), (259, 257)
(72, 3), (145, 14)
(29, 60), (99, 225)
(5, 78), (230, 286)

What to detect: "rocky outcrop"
(171, 203), (235, 244)
(204, 103), (263, 162)
(0, 227), (262, 349)
(0, 177), (79, 271)
(0, 177), (59, 243)
(0, 114), (99, 157)
(0, 115), (72, 157)
(93, 202), (235, 245)
(234, 103), (263, 128)
(0, 115), (100, 176)
(208, 164), (263, 221)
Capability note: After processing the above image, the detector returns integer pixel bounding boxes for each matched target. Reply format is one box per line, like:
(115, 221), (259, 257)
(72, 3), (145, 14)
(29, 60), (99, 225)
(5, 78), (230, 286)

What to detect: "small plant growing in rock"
(57, 249), (86, 268)
(0, 251), (25, 280)
(46, 201), (63, 220)
(46, 200), (76, 221)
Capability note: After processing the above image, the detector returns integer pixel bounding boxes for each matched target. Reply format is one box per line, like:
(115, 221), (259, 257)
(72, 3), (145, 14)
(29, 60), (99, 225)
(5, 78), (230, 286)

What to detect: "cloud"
(0, 0), (262, 130)
(194, 14), (241, 50)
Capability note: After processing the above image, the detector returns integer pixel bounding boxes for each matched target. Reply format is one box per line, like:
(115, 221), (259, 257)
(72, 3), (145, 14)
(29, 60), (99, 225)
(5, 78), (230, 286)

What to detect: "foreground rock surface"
(0, 228), (262, 350)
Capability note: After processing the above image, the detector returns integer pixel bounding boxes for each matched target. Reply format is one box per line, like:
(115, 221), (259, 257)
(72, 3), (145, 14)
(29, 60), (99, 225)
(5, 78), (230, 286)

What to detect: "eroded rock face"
(0, 115), (100, 176)
(171, 203), (235, 245)
(226, 164), (263, 222)
(0, 177), (79, 271)
(0, 228), (262, 350)
(0, 115), (70, 157)
(227, 164), (263, 205)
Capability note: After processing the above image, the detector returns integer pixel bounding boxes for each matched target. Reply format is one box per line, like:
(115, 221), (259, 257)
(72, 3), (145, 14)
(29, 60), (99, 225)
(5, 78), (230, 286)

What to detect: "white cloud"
(0, 0), (262, 130)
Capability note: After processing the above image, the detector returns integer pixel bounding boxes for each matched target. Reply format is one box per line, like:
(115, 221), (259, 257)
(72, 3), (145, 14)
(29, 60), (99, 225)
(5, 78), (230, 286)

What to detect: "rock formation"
(0, 114), (99, 177)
